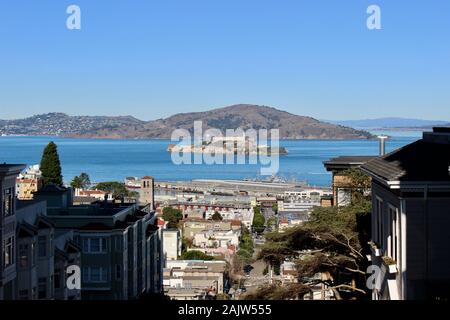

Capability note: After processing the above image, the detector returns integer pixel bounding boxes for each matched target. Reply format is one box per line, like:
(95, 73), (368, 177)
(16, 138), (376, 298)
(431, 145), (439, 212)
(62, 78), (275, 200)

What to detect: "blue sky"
(0, 0), (449, 121)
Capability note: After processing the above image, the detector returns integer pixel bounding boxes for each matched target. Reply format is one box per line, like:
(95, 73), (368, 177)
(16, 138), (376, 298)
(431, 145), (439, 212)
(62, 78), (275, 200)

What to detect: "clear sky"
(0, 0), (449, 121)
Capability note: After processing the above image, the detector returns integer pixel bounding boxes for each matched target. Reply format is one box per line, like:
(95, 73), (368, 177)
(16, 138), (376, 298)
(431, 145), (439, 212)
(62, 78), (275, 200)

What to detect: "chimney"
(377, 135), (388, 156)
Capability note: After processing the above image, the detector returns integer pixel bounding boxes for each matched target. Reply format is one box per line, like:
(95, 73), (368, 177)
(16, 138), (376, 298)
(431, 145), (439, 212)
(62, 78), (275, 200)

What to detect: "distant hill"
(0, 105), (373, 140)
(0, 113), (144, 137)
(328, 117), (449, 129)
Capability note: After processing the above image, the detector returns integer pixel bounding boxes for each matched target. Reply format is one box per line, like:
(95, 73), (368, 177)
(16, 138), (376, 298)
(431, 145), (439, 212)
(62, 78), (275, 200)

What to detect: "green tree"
(162, 207), (183, 229)
(40, 141), (63, 186)
(70, 172), (91, 189)
(95, 181), (129, 199)
(252, 206), (265, 234)
(70, 176), (83, 189)
(211, 211), (223, 221)
(254, 168), (372, 300)
(181, 250), (214, 260)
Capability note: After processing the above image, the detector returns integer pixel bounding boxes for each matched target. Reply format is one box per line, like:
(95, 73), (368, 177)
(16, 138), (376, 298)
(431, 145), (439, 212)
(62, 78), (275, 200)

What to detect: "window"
(3, 236), (14, 268)
(388, 205), (399, 263)
(375, 198), (384, 248)
(82, 238), (89, 252)
(83, 266), (108, 283)
(38, 236), (47, 257)
(82, 238), (107, 253)
(90, 238), (101, 252)
(2, 187), (14, 217)
(38, 277), (47, 299)
(91, 267), (101, 282)
(19, 244), (29, 269)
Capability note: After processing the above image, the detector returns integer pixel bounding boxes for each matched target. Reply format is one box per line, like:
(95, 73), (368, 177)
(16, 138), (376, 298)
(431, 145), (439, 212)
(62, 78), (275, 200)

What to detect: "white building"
(162, 229), (181, 266)
(163, 260), (227, 299)
(193, 229), (240, 249)
(204, 208), (254, 228)
(277, 200), (319, 213)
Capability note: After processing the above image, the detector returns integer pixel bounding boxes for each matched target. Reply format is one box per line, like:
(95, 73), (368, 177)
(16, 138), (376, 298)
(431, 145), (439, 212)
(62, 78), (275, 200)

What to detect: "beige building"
(15, 165), (42, 200)
(16, 178), (42, 200)
(183, 220), (232, 239)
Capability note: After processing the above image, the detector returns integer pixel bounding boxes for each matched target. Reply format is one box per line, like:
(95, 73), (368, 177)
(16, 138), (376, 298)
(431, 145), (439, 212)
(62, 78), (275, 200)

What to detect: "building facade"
(162, 229), (181, 265)
(362, 128), (450, 300)
(0, 164), (26, 299)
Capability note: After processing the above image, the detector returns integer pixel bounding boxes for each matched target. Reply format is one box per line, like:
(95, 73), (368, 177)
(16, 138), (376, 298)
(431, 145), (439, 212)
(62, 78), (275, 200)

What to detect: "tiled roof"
(362, 139), (450, 182)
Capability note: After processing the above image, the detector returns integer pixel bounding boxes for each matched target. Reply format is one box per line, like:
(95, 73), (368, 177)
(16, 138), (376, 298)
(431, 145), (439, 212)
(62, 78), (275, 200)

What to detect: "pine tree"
(40, 141), (63, 186)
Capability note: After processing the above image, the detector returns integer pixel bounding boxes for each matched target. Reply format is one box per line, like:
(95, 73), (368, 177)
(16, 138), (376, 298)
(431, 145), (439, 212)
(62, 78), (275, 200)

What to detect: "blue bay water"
(0, 133), (420, 186)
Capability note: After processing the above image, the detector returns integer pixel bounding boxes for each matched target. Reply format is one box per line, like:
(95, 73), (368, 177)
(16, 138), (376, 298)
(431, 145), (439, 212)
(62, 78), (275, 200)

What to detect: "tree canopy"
(95, 181), (130, 199)
(40, 141), (63, 186)
(70, 172), (91, 189)
(255, 169), (372, 300)
(211, 211), (223, 221)
(162, 207), (183, 229)
(252, 206), (265, 233)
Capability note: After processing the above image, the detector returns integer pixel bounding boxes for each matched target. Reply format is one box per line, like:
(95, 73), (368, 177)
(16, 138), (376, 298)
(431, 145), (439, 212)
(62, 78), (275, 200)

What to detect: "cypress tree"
(40, 141), (63, 186)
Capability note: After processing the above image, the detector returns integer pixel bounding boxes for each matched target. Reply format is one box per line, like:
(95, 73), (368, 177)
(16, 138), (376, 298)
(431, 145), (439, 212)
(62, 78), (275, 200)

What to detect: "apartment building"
(32, 184), (162, 300)
(15, 199), (81, 300)
(361, 127), (450, 300)
(15, 164), (42, 200)
(1, 164), (26, 299)
(1, 164), (81, 300)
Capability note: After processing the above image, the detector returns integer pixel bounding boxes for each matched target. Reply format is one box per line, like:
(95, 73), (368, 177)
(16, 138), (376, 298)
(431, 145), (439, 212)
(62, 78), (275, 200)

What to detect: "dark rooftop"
(0, 163), (26, 174)
(323, 156), (377, 171)
(362, 128), (450, 183)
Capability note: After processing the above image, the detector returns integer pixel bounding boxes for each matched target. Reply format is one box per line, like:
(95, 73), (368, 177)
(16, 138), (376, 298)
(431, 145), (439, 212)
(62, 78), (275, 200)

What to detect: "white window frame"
(388, 204), (399, 265)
